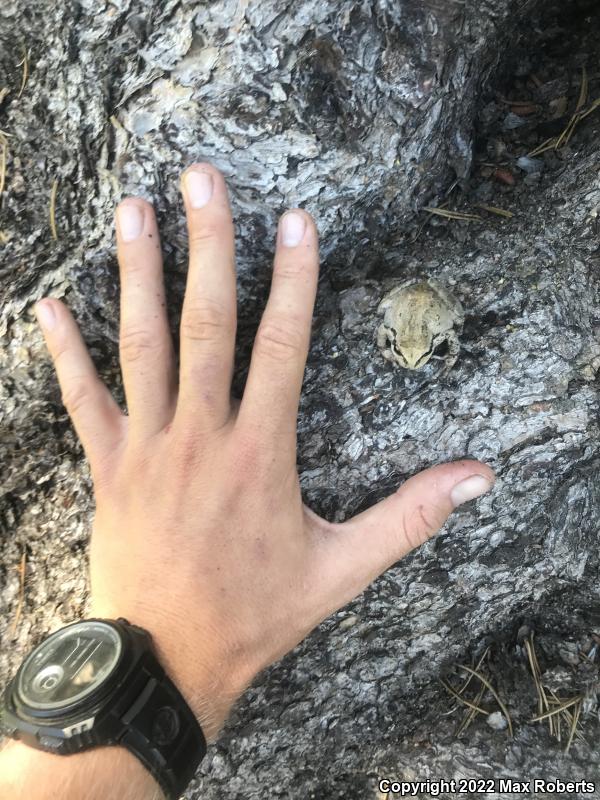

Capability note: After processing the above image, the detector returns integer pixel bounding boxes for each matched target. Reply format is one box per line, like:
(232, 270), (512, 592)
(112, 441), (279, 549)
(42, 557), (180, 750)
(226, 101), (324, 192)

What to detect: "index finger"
(237, 210), (319, 441)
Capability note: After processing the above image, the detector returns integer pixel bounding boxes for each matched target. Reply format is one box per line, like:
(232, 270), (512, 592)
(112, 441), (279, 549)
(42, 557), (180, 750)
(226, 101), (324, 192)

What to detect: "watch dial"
(17, 621), (122, 710)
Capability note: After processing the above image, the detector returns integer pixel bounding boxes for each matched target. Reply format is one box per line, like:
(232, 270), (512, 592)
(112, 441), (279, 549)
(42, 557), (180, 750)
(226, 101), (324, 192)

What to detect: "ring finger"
(238, 210), (319, 445)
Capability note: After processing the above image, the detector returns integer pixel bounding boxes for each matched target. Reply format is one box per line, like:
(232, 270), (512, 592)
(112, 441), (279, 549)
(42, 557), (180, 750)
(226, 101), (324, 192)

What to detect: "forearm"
(0, 739), (163, 800)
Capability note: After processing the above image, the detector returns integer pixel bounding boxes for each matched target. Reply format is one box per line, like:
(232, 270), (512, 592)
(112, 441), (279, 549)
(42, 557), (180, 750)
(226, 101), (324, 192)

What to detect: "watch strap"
(119, 656), (207, 800)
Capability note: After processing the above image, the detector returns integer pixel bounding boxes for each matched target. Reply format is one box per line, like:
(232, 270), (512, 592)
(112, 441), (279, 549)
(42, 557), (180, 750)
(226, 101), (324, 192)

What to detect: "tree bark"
(2, 0), (600, 796)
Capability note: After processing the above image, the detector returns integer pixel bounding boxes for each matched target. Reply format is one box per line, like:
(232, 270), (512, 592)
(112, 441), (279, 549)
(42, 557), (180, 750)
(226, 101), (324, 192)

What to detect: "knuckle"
(400, 503), (439, 551)
(229, 431), (266, 485)
(274, 258), (308, 280)
(50, 339), (70, 369)
(189, 225), (218, 247)
(91, 452), (121, 497)
(121, 259), (149, 280)
(176, 438), (199, 472)
(120, 327), (160, 363)
(61, 378), (94, 417)
(188, 220), (227, 248)
(181, 301), (231, 343)
(255, 319), (304, 362)
(414, 504), (437, 543)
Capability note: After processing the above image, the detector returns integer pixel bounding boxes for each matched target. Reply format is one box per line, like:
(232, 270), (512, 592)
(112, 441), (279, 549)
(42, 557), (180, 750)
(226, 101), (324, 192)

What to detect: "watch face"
(16, 621), (123, 711)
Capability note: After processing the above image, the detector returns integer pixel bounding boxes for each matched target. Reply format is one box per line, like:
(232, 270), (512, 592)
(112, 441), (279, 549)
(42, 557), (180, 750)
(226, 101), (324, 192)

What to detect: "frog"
(376, 277), (464, 371)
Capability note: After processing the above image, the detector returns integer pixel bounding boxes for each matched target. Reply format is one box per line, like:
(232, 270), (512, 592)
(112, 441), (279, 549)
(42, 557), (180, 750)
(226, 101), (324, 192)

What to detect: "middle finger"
(117, 198), (176, 437)
(177, 164), (237, 433)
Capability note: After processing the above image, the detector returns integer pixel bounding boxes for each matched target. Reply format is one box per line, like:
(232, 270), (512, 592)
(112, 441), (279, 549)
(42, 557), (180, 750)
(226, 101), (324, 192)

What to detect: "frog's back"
(399, 282), (436, 329)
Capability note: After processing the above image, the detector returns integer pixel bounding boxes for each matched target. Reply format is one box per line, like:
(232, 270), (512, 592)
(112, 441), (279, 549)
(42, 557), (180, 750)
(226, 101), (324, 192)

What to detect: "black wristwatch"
(0, 618), (207, 799)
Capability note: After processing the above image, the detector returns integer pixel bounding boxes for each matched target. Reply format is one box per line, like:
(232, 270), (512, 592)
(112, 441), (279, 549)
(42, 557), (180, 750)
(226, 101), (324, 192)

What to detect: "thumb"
(317, 460), (494, 609)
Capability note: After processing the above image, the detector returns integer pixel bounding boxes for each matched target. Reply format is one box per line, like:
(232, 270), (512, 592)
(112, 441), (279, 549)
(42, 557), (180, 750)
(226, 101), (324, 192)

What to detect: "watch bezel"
(6, 619), (140, 726)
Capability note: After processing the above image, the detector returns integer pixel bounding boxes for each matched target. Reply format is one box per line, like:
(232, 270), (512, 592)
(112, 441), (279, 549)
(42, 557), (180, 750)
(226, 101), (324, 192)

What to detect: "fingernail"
(281, 211), (307, 247)
(185, 169), (214, 209)
(451, 475), (493, 507)
(118, 203), (144, 242)
(35, 300), (57, 331)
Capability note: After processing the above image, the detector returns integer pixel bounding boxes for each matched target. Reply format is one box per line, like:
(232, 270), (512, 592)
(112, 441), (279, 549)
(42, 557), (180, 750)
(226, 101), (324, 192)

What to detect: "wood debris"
(49, 179), (59, 240)
(10, 551), (27, 637)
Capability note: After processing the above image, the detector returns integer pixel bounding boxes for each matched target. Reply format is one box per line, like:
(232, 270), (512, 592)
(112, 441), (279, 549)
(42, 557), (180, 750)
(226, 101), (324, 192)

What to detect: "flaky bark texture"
(2, 0), (600, 796)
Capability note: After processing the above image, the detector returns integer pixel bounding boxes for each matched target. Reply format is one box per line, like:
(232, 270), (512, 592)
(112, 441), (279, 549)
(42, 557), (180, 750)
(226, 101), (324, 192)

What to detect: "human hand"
(34, 164), (494, 740)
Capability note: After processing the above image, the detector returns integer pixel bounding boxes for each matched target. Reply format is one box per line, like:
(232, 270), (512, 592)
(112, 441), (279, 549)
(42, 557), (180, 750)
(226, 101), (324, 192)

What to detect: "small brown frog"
(377, 278), (464, 371)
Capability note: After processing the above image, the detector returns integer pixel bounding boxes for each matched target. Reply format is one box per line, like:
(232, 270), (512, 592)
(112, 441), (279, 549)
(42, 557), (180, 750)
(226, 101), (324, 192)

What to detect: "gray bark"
(2, 0), (600, 797)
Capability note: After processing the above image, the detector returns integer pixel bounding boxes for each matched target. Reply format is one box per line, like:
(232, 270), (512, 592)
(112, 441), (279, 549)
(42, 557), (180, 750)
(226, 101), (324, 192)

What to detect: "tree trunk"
(2, 0), (600, 796)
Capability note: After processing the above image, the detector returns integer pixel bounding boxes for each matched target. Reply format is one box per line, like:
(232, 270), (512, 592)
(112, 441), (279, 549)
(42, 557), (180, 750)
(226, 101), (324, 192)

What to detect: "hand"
(34, 163), (494, 740)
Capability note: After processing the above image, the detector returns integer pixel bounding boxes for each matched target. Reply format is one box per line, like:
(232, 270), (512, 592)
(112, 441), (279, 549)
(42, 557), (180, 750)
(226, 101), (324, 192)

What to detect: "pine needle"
(526, 635), (585, 748)
(442, 645), (491, 713)
(10, 551), (27, 637)
(0, 132), (7, 198)
(528, 136), (557, 157)
(423, 206), (482, 221)
(49, 179), (59, 240)
(456, 683), (486, 737)
(529, 695), (582, 723)
(580, 97), (600, 121)
(528, 70), (599, 156)
(556, 117), (578, 149)
(525, 635), (553, 735)
(17, 45), (29, 99)
(456, 646), (491, 696)
(457, 665), (513, 737)
(439, 678), (489, 716)
(575, 66), (588, 113)
(547, 689), (586, 746)
(475, 203), (514, 219)
(555, 67), (587, 149)
(450, 644), (490, 694)
(441, 647), (492, 737)
(565, 699), (582, 754)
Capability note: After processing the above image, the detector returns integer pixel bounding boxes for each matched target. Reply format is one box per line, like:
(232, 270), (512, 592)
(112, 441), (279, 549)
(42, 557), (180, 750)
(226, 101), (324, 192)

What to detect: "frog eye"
(432, 339), (449, 358)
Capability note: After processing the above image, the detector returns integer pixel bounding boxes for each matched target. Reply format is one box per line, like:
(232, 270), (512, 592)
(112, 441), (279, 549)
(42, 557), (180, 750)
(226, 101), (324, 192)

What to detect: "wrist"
(150, 629), (240, 742)
(89, 600), (246, 741)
